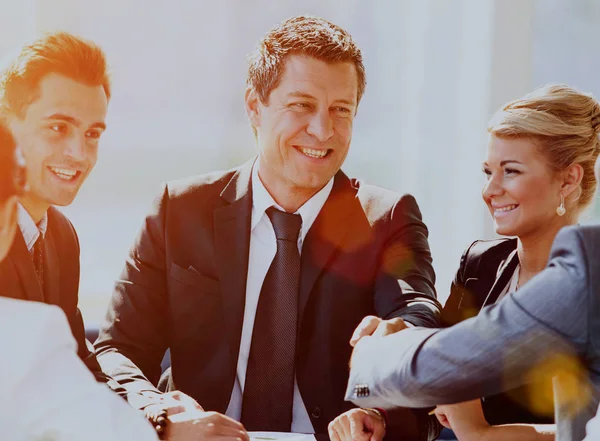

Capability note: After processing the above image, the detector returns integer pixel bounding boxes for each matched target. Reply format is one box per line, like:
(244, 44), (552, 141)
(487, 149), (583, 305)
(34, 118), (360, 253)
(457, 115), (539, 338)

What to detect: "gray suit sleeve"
(346, 226), (590, 408)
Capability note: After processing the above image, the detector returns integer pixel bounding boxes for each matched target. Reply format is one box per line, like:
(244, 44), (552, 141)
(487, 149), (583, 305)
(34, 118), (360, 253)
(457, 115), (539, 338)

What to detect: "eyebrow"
(500, 160), (523, 166)
(482, 160), (524, 167)
(287, 92), (356, 107)
(44, 113), (107, 131)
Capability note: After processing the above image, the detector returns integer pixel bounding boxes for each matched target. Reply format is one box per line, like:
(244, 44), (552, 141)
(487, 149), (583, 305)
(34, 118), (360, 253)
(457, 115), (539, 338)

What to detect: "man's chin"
(47, 193), (79, 207)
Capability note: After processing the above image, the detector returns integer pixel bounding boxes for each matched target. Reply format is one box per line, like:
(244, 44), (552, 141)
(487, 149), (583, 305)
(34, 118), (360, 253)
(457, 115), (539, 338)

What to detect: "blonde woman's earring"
(556, 194), (566, 216)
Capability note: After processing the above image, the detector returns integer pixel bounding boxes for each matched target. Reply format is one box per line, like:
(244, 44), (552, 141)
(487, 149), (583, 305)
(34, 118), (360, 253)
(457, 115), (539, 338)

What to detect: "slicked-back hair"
(488, 84), (600, 210)
(0, 31), (110, 118)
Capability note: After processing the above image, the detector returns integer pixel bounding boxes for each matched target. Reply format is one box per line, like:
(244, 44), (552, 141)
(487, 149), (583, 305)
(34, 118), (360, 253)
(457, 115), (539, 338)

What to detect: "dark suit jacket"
(347, 225), (600, 441)
(0, 206), (111, 384)
(442, 238), (555, 425)
(95, 160), (441, 439)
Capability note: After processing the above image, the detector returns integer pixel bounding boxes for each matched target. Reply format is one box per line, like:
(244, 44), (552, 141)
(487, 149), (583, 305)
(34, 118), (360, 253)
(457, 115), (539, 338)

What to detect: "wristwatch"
(144, 405), (168, 440)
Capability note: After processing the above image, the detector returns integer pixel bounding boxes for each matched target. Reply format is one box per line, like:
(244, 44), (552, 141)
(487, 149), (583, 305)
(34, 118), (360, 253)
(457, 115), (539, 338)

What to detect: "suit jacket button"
(311, 406), (321, 419)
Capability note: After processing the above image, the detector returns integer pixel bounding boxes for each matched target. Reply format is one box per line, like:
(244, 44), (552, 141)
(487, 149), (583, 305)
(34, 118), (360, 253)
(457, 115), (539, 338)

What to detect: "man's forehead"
(277, 56), (358, 100)
(282, 55), (357, 78)
(24, 74), (108, 123)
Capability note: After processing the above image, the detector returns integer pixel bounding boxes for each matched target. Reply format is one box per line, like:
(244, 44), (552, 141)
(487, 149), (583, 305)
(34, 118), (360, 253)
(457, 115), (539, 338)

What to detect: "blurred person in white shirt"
(0, 120), (158, 441)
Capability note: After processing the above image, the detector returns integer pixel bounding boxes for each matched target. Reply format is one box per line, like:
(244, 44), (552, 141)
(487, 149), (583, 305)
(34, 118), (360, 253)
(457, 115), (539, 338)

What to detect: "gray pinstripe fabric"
(346, 225), (600, 441)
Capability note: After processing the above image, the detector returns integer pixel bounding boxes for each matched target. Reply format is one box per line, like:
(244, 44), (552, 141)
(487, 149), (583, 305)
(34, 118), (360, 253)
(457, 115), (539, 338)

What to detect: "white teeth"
(49, 167), (77, 181)
(495, 205), (518, 213)
(299, 148), (328, 158)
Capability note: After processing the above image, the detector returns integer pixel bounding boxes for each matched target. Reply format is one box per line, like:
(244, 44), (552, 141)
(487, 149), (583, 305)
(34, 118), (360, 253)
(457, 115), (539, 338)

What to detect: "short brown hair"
(247, 15), (366, 105)
(0, 31), (111, 118)
(488, 84), (600, 209)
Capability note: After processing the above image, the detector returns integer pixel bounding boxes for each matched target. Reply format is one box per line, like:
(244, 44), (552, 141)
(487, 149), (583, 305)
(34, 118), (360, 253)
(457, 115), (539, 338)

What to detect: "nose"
(482, 173), (504, 200)
(63, 134), (87, 162)
(306, 109), (334, 142)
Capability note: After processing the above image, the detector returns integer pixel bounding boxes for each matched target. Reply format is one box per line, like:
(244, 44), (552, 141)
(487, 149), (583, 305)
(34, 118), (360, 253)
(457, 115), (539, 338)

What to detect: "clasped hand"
(144, 391), (249, 441)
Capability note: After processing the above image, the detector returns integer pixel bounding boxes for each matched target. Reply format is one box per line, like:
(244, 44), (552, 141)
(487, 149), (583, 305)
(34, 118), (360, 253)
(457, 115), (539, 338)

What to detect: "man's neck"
(19, 195), (49, 224)
(257, 172), (320, 213)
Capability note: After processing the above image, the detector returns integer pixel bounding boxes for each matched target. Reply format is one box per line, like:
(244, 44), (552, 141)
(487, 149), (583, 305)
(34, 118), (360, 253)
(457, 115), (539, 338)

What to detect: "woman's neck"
(517, 218), (576, 284)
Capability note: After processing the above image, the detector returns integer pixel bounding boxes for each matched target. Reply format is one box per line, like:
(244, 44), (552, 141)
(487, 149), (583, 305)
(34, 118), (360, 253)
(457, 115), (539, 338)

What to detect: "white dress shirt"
(225, 163), (334, 433)
(18, 203), (48, 252)
(584, 402), (600, 440)
(0, 297), (157, 441)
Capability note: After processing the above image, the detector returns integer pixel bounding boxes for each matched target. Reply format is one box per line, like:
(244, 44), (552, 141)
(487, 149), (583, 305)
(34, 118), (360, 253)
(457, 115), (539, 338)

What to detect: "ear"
(561, 163), (584, 200)
(245, 87), (262, 129)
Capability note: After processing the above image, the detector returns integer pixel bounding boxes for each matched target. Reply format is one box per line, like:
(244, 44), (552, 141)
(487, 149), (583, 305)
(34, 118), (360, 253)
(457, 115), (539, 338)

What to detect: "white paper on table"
(249, 432), (316, 441)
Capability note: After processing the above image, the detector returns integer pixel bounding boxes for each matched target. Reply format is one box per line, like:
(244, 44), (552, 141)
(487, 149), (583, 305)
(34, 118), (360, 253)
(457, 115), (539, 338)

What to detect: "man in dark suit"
(346, 224), (600, 441)
(0, 122), (159, 440)
(96, 16), (441, 440)
(0, 32), (114, 384)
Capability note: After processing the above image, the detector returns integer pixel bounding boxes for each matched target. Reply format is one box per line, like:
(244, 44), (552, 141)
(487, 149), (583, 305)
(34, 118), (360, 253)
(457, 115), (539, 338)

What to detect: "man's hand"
(434, 399), (489, 441)
(167, 411), (250, 441)
(350, 316), (410, 347)
(328, 408), (386, 441)
(144, 390), (204, 419)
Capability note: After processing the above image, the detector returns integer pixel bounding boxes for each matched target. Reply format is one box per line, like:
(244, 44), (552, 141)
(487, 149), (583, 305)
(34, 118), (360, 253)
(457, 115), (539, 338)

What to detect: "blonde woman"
(437, 84), (600, 441)
(329, 84), (600, 441)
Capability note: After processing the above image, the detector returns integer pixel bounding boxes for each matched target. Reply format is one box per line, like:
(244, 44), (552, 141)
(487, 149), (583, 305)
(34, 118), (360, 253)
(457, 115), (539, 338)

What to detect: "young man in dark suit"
(0, 32), (114, 384)
(96, 16), (441, 441)
(0, 122), (159, 440)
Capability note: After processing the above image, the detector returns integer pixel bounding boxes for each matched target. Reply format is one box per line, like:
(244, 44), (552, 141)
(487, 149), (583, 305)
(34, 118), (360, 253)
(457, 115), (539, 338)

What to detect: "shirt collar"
(251, 161), (334, 242)
(18, 204), (48, 252)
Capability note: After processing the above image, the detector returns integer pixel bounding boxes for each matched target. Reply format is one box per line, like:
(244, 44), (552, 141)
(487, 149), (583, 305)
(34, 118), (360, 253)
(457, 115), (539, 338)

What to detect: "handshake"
(143, 316), (409, 441)
(349, 316), (412, 348)
(328, 316), (411, 441)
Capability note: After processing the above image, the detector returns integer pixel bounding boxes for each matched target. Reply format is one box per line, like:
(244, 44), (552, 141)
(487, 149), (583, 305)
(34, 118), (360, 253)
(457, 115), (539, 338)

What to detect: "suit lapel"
(481, 249), (519, 308)
(298, 172), (357, 323)
(42, 225), (61, 306)
(6, 231), (44, 302)
(214, 161), (253, 362)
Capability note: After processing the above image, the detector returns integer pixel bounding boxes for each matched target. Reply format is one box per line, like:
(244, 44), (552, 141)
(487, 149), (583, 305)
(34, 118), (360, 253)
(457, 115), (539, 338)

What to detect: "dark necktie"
(33, 233), (44, 292)
(241, 207), (303, 431)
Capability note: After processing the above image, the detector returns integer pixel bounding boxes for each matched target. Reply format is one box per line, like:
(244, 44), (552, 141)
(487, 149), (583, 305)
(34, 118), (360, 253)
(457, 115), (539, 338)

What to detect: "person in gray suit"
(345, 222), (600, 441)
(331, 84), (600, 441)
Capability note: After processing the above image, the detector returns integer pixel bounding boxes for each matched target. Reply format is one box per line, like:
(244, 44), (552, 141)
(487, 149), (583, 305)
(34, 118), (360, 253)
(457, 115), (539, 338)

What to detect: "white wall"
(0, 0), (539, 323)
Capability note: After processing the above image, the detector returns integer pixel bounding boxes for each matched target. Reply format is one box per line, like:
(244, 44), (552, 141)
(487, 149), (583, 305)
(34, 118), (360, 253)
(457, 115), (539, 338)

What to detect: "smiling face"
(482, 135), (567, 238)
(9, 73), (108, 221)
(246, 55), (358, 209)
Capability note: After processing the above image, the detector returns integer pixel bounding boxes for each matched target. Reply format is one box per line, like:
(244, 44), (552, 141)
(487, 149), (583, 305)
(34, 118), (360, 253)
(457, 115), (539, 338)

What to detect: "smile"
(48, 166), (81, 182)
(295, 146), (331, 159)
(494, 204), (519, 214)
